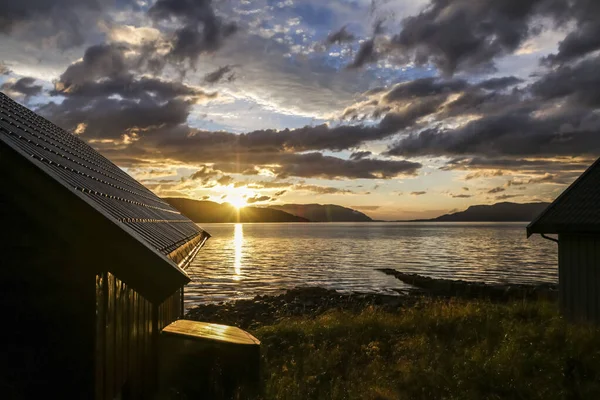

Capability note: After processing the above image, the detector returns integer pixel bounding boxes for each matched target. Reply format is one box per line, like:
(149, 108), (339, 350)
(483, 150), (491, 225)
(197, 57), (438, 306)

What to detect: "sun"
(228, 194), (248, 209)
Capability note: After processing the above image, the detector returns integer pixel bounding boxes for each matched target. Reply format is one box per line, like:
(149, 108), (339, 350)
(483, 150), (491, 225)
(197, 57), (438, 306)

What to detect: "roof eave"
(0, 139), (191, 302)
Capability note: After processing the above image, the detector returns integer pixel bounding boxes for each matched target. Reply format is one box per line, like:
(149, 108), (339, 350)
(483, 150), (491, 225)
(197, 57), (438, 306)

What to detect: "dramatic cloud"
(532, 55), (600, 107)
(496, 194), (523, 200)
(293, 184), (353, 195)
(476, 76), (523, 91)
(542, 0), (600, 65)
(190, 165), (219, 180)
(148, 0), (237, 67)
(326, 26), (355, 45)
(348, 39), (375, 69)
(246, 195), (271, 204)
(349, 151), (372, 160)
(217, 175), (234, 186)
(4, 0), (600, 219)
(55, 44), (130, 90)
(0, 0), (138, 49)
(386, 107), (600, 158)
(1, 77), (42, 97)
(204, 65), (236, 83)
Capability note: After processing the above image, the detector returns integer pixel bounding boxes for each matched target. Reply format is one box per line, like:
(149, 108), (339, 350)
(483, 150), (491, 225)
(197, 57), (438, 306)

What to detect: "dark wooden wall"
(0, 184), (183, 400)
(0, 192), (95, 398)
(95, 272), (182, 400)
(559, 234), (600, 323)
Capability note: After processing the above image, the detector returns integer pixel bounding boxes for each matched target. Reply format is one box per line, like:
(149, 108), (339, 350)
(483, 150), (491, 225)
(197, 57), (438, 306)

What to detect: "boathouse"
(0, 92), (222, 398)
(527, 157), (600, 323)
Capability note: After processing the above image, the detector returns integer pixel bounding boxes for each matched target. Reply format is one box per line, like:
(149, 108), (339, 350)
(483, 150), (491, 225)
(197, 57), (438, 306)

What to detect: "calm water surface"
(185, 222), (558, 306)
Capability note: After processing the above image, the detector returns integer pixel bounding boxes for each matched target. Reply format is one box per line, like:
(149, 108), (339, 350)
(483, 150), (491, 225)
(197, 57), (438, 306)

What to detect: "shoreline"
(185, 269), (558, 329)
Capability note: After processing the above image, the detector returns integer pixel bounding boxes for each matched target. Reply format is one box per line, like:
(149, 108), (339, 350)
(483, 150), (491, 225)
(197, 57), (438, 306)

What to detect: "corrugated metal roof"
(527, 157), (600, 236)
(0, 91), (208, 256)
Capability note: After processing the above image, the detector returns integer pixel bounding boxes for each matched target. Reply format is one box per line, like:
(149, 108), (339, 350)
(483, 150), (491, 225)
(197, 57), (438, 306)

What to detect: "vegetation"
(253, 299), (600, 400)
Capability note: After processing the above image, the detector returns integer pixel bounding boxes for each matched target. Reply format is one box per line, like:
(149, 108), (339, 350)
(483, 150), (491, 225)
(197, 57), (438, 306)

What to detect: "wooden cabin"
(0, 92), (213, 398)
(527, 157), (600, 323)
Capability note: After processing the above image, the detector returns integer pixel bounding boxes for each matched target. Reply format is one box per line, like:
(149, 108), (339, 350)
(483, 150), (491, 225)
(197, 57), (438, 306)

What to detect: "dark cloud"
(190, 165), (219, 180)
(542, 0), (600, 65)
(148, 0), (237, 67)
(543, 23), (600, 65)
(390, 0), (564, 75)
(56, 44), (130, 90)
(451, 194), (472, 198)
(42, 52), (215, 141)
(217, 175), (234, 186)
(0, 0), (138, 49)
(495, 194), (523, 200)
(383, 78), (468, 103)
(386, 106), (600, 158)
(1, 77), (42, 97)
(53, 75), (215, 102)
(113, 129), (423, 179)
(203, 65), (236, 83)
(487, 187), (505, 194)
(293, 184), (353, 195)
(326, 26), (355, 45)
(476, 76), (523, 91)
(349, 151), (372, 160)
(410, 191), (426, 196)
(532, 56), (600, 107)
(269, 153), (421, 180)
(463, 170), (504, 180)
(348, 39), (375, 69)
(39, 96), (193, 140)
(274, 190), (287, 197)
(462, 187), (469, 191)
(506, 173), (557, 186)
(444, 157), (589, 173)
(246, 195), (271, 204)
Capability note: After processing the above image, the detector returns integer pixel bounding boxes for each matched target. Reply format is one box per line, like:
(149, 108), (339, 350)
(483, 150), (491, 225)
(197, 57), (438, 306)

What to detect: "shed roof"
(527, 157), (600, 237)
(0, 92), (209, 297)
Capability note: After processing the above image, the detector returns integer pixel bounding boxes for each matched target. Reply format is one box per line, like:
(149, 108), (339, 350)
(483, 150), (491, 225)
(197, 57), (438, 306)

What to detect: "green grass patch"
(253, 299), (600, 400)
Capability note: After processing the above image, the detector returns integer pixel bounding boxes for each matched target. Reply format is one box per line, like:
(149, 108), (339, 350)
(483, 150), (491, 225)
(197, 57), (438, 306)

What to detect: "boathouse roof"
(527, 157), (600, 237)
(0, 91), (209, 299)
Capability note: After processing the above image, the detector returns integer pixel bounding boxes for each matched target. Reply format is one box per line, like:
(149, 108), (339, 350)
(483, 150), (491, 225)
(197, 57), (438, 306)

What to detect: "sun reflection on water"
(233, 223), (243, 280)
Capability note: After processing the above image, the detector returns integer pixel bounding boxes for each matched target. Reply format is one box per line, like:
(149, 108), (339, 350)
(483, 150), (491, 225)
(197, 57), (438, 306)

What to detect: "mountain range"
(164, 198), (308, 223)
(164, 198), (551, 223)
(269, 204), (372, 222)
(408, 202), (550, 222)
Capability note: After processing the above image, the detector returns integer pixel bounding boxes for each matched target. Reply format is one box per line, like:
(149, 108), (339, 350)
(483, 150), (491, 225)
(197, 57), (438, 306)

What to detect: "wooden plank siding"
(559, 234), (600, 323)
(95, 272), (182, 399)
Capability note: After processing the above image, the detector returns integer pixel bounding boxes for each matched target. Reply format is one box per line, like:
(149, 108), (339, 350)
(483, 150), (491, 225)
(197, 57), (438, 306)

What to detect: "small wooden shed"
(0, 92), (211, 398)
(527, 157), (600, 323)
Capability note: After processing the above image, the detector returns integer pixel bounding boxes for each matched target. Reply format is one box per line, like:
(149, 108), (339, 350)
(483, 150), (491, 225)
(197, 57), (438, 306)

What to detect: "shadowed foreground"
(181, 292), (600, 399)
(254, 299), (600, 400)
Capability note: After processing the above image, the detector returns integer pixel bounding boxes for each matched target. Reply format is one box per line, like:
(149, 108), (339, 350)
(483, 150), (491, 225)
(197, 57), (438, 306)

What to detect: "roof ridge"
(527, 156), (600, 237)
(0, 91), (209, 259)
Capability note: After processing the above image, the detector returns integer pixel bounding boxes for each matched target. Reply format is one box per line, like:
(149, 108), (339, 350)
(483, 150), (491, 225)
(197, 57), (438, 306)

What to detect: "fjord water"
(185, 222), (557, 306)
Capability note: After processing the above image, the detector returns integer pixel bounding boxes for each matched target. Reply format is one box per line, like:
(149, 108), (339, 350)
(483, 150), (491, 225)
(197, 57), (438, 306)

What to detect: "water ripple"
(186, 222), (558, 306)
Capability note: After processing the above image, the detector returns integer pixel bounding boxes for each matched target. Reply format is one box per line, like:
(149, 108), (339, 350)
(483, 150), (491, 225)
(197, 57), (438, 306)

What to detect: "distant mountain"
(164, 198), (309, 223)
(269, 204), (373, 222)
(410, 202), (550, 222)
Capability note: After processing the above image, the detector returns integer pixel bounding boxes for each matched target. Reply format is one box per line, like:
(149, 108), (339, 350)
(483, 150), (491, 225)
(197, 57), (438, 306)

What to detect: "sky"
(1, 0), (599, 220)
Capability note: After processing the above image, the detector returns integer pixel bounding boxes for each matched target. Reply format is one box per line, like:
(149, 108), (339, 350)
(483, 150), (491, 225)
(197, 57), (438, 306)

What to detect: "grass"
(253, 299), (600, 400)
